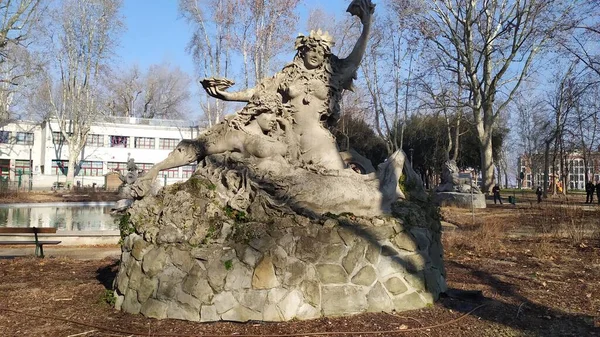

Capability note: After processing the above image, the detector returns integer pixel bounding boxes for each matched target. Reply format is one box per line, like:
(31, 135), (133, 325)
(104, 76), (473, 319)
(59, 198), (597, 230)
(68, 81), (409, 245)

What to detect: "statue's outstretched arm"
(201, 78), (256, 102)
(342, 0), (375, 70)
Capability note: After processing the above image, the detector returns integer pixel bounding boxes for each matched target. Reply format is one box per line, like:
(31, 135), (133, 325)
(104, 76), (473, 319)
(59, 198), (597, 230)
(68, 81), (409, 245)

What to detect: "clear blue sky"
(115, 0), (350, 78)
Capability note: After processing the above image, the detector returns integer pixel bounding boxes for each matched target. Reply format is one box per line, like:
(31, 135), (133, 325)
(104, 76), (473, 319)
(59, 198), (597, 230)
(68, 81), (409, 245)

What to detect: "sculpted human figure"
(127, 0), (375, 198)
(202, 0), (374, 170)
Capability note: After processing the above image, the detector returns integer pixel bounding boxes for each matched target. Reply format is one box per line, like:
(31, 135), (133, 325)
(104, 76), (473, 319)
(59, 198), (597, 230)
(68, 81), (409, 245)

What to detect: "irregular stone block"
(322, 286), (367, 316)
(224, 261), (252, 290)
(137, 276), (158, 303)
(140, 298), (168, 319)
(157, 265), (186, 300)
(365, 243), (380, 264)
(142, 247), (168, 277)
(169, 247), (195, 273)
(176, 288), (202, 311)
(127, 261), (143, 291)
(282, 259), (307, 286)
(317, 227), (343, 244)
(206, 257), (228, 292)
(342, 242), (365, 275)
(376, 255), (407, 278)
(277, 290), (303, 321)
(384, 277), (408, 295)
(316, 264), (348, 284)
(238, 290), (268, 312)
(403, 272), (426, 291)
(241, 246), (262, 267)
(182, 274), (213, 304)
(213, 291), (237, 314)
(249, 235), (276, 253)
(392, 292), (426, 311)
(262, 303), (284, 321)
(121, 288), (141, 314)
(351, 265), (377, 287)
(366, 282), (393, 313)
(266, 288), (288, 304)
(131, 238), (152, 261)
(295, 237), (322, 263)
(115, 269), (130, 293)
(320, 244), (347, 263)
(222, 305), (262, 322)
(200, 305), (219, 322)
(167, 301), (200, 321)
(337, 227), (356, 246)
(252, 256), (279, 289)
(392, 232), (418, 252)
(297, 303), (320, 320)
(300, 280), (320, 306)
(365, 226), (396, 241)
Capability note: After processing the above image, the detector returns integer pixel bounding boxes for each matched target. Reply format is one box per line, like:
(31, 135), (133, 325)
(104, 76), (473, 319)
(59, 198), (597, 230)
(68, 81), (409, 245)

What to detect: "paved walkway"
(0, 246), (121, 260)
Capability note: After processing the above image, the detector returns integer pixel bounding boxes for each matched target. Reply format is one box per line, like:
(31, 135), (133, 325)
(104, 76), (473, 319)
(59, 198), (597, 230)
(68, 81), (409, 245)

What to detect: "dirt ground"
(0, 195), (599, 337)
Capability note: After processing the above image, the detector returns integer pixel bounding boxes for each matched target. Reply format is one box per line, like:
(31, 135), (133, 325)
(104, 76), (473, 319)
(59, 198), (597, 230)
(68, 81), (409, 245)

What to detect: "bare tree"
(180, 0), (234, 127)
(105, 65), (142, 117)
(403, 0), (593, 192)
(180, 0), (301, 127)
(41, 0), (123, 185)
(361, 9), (417, 154)
(0, 0), (45, 123)
(139, 63), (192, 119)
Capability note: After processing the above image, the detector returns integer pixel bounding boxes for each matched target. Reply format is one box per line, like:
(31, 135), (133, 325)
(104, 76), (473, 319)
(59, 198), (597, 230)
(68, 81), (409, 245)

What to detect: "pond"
(0, 202), (118, 231)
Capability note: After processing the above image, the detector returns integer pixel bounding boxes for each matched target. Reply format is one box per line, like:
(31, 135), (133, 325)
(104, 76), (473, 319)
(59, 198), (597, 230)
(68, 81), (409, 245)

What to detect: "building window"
(0, 131), (10, 143)
(79, 161), (103, 176)
(107, 162), (128, 172)
(110, 135), (129, 148)
(159, 138), (179, 150)
(135, 137), (155, 149)
(15, 132), (34, 145)
(159, 168), (179, 178)
(14, 160), (31, 175)
(0, 159), (9, 177)
(86, 134), (104, 147)
(181, 164), (197, 178)
(52, 160), (68, 175)
(52, 132), (67, 144)
(136, 163), (154, 175)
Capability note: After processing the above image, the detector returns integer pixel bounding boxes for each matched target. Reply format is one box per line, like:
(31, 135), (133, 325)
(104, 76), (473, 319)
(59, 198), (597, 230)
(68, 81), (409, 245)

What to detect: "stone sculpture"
(113, 0), (447, 322)
(433, 160), (486, 208)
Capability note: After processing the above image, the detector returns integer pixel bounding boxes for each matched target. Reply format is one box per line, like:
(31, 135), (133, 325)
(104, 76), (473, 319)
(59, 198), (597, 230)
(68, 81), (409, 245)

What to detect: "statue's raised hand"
(200, 77), (235, 100)
(346, 0), (375, 25)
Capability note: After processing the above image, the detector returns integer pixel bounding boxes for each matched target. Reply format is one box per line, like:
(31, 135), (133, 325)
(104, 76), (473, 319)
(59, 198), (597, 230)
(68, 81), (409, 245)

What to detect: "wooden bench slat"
(0, 241), (62, 245)
(0, 227), (58, 234)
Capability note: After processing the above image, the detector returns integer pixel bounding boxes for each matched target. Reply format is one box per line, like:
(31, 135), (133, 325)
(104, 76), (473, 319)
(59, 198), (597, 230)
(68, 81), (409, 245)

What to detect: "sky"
(115, 0), (353, 79)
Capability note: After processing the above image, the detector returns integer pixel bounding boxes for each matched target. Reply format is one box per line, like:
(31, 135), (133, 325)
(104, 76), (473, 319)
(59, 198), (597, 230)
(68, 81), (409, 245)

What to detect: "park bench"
(0, 227), (61, 258)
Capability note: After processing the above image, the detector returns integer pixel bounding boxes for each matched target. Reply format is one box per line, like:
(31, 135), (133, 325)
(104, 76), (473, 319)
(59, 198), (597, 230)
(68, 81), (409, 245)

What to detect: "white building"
(0, 117), (201, 189)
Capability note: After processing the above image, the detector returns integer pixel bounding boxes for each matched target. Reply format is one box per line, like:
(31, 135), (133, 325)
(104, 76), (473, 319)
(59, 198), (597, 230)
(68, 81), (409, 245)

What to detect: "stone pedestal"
(112, 177), (447, 322)
(433, 192), (486, 209)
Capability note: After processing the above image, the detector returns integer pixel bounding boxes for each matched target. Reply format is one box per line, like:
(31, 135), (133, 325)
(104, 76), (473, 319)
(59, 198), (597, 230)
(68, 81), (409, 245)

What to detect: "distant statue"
(129, 0), (376, 199)
(435, 160), (481, 194)
(119, 158), (139, 185)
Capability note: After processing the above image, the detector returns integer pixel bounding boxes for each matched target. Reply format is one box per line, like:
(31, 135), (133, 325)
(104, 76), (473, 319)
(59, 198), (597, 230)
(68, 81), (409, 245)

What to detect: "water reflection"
(0, 204), (118, 231)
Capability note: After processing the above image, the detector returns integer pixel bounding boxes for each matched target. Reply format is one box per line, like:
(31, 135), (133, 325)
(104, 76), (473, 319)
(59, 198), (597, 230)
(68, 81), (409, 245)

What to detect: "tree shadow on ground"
(442, 260), (599, 336)
(96, 259), (118, 289)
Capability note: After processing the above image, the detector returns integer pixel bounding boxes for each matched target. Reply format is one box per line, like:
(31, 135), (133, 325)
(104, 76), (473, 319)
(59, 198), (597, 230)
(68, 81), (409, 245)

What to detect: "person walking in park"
(595, 181), (600, 204)
(492, 184), (503, 204)
(585, 180), (595, 203)
(536, 186), (543, 203)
